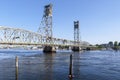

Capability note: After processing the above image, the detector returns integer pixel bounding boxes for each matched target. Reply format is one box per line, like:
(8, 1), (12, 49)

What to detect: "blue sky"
(0, 0), (120, 44)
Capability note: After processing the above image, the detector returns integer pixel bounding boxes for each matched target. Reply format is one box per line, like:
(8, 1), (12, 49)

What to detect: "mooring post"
(15, 56), (18, 80)
(15, 56), (18, 67)
(69, 54), (73, 78)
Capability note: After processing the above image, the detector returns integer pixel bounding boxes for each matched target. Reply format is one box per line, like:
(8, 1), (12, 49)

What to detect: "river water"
(0, 49), (120, 80)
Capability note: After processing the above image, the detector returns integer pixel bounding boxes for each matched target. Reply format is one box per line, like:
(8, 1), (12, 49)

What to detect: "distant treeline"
(88, 41), (120, 50)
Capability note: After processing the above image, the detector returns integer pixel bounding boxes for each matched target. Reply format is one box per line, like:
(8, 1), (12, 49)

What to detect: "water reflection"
(43, 53), (55, 80)
(73, 52), (81, 79)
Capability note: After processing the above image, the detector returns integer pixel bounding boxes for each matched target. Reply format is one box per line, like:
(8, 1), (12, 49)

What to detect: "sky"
(0, 0), (120, 45)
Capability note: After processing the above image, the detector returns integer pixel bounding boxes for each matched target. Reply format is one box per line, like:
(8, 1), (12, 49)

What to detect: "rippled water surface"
(0, 49), (120, 80)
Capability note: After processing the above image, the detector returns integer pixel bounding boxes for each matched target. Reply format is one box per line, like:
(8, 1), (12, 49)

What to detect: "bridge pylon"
(39, 3), (56, 53)
(72, 21), (80, 52)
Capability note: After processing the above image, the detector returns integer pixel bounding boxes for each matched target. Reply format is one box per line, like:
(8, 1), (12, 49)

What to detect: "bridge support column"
(43, 46), (56, 53)
(72, 46), (80, 52)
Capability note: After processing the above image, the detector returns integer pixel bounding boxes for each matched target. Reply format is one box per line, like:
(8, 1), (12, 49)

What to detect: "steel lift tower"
(44, 4), (53, 44)
(72, 21), (80, 52)
(39, 4), (56, 53)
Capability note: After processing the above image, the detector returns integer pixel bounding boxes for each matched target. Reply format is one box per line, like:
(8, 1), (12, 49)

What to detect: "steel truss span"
(0, 26), (75, 47)
(0, 26), (42, 45)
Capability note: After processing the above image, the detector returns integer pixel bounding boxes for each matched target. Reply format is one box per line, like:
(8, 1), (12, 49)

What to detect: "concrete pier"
(43, 46), (56, 53)
(72, 46), (80, 52)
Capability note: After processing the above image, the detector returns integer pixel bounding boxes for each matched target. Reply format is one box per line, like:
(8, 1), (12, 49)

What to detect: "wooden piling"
(15, 56), (18, 80)
(15, 56), (18, 67)
(69, 54), (73, 78)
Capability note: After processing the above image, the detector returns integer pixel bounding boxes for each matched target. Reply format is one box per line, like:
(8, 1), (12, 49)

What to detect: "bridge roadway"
(0, 42), (78, 47)
(0, 26), (79, 48)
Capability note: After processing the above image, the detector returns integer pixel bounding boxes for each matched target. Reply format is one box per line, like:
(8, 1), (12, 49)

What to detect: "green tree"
(114, 41), (118, 47)
(95, 44), (103, 50)
(108, 41), (113, 47)
(118, 42), (120, 46)
(113, 41), (119, 50)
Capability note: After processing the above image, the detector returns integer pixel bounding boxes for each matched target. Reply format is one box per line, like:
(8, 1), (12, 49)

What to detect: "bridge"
(0, 26), (75, 46)
(0, 3), (82, 52)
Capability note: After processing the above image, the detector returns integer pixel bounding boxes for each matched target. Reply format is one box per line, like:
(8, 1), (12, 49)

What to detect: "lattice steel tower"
(38, 3), (56, 53)
(72, 21), (80, 52)
(74, 21), (80, 46)
(38, 4), (53, 44)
